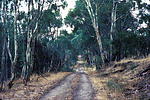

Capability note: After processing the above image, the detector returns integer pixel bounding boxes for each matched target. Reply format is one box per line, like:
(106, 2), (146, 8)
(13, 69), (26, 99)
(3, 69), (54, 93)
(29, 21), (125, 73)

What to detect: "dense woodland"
(0, 0), (149, 90)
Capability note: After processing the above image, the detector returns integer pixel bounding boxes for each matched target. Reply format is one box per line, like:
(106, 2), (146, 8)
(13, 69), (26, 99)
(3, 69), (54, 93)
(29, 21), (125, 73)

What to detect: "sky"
(62, 0), (150, 31)
(62, 0), (150, 18)
(60, 0), (76, 33)
(61, 0), (76, 19)
(142, 0), (150, 3)
(18, 0), (77, 33)
(19, 0), (77, 17)
(18, 0), (149, 32)
(132, 0), (150, 28)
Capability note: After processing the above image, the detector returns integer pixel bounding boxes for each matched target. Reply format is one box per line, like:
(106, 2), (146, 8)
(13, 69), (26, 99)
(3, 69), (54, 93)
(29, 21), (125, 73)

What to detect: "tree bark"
(23, 0), (31, 85)
(83, 0), (105, 64)
(23, 0), (45, 85)
(0, 0), (7, 90)
(110, 0), (117, 61)
(0, 37), (6, 90)
(7, 0), (18, 89)
(31, 0), (35, 73)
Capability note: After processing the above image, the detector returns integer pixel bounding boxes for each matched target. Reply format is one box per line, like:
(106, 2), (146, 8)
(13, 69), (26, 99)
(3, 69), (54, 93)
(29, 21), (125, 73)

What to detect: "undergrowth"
(107, 78), (125, 92)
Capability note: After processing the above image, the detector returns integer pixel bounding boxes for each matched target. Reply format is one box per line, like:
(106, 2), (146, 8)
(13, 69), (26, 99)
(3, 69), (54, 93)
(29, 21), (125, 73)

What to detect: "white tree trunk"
(23, 0), (45, 85)
(110, 0), (117, 61)
(8, 0), (18, 88)
(83, 0), (105, 64)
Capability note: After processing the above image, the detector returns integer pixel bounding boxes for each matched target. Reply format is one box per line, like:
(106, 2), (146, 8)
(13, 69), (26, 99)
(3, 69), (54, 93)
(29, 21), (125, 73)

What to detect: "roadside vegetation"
(0, 72), (71, 99)
(86, 55), (150, 99)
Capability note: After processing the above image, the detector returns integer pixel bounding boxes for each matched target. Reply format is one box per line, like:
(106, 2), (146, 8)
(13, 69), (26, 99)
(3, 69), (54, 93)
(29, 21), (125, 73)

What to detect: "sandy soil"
(73, 73), (95, 100)
(40, 73), (76, 100)
(40, 71), (95, 100)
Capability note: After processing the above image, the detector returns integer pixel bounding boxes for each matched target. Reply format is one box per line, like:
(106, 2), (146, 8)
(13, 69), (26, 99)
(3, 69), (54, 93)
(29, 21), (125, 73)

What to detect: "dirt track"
(73, 73), (94, 100)
(40, 71), (95, 100)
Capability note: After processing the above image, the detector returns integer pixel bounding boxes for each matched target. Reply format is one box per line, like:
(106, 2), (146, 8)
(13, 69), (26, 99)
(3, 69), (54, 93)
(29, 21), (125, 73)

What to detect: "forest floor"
(86, 55), (150, 100)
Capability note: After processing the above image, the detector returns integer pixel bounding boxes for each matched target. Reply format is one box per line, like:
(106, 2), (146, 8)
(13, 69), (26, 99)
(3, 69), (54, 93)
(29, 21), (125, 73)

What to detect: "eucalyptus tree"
(0, 0), (22, 89)
(22, 0), (67, 85)
(0, 0), (7, 90)
(110, 0), (117, 61)
(21, 0), (46, 85)
(65, 0), (141, 64)
(134, 0), (150, 56)
(6, 0), (24, 88)
(0, 0), (69, 88)
(81, 0), (106, 64)
(0, 0), (13, 90)
(55, 30), (76, 71)
(65, 1), (102, 66)
(36, 0), (68, 72)
(0, 0), (19, 89)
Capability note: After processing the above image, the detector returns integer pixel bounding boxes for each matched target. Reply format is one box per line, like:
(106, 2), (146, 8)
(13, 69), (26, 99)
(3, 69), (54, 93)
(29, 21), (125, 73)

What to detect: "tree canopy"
(0, 0), (149, 90)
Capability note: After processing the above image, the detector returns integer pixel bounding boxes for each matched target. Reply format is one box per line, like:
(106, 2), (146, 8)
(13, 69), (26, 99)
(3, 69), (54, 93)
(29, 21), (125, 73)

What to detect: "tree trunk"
(0, 0), (7, 91)
(94, 27), (105, 64)
(0, 37), (6, 91)
(7, 0), (18, 89)
(23, 0), (31, 85)
(110, 0), (117, 61)
(31, 0), (35, 73)
(31, 0), (44, 72)
(23, 0), (45, 85)
(95, 55), (101, 70)
(5, 42), (8, 88)
(83, 0), (106, 65)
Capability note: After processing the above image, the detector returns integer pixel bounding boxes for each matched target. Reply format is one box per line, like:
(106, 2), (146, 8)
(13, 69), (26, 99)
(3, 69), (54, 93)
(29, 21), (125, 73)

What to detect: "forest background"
(0, 0), (149, 91)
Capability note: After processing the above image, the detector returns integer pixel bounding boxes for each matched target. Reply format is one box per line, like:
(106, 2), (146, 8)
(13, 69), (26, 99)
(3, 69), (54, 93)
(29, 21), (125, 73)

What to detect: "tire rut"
(73, 73), (94, 100)
(40, 73), (76, 100)
(40, 72), (95, 100)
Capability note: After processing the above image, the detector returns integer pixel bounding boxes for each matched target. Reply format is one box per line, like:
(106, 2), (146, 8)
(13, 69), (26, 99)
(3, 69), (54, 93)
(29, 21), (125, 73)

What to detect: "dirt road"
(40, 71), (95, 100)
(73, 73), (94, 100)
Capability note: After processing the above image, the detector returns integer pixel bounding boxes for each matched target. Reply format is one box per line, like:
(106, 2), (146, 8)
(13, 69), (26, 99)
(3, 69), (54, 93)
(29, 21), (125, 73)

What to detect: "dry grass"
(0, 72), (72, 100)
(85, 56), (150, 100)
(64, 74), (80, 100)
(85, 68), (109, 100)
